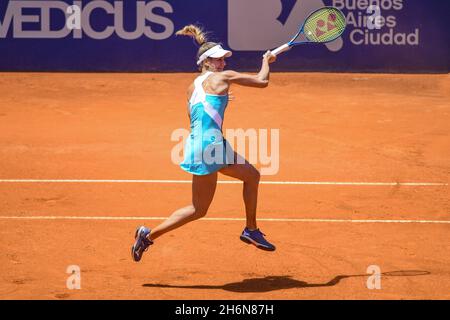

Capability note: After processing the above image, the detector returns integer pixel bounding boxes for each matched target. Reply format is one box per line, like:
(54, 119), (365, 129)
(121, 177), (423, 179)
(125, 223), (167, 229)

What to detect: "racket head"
(292, 7), (346, 45)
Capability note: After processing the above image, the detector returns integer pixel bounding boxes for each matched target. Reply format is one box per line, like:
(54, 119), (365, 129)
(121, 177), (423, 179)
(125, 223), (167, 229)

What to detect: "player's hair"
(176, 25), (219, 70)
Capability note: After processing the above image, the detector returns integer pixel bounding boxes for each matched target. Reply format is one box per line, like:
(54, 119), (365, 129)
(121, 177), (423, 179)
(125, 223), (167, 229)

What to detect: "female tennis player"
(132, 25), (276, 262)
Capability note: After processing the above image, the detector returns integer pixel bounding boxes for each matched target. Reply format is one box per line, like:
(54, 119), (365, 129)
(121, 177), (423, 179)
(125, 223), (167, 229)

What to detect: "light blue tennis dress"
(180, 72), (234, 175)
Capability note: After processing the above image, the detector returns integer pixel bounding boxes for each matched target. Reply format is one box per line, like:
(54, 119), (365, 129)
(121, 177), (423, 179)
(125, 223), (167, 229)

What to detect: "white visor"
(197, 45), (232, 66)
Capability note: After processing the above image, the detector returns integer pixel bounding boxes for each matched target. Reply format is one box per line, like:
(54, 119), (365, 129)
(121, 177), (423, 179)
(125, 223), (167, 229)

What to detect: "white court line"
(0, 179), (447, 186)
(0, 216), (449, 224)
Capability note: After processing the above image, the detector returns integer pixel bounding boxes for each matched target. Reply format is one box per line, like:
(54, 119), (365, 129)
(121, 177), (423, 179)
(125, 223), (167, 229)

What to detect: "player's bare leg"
(219, 152), (275, 251)
(219, 153), (260, 230)
(149, 172), (218, 240)
(132, 172), (218, 261)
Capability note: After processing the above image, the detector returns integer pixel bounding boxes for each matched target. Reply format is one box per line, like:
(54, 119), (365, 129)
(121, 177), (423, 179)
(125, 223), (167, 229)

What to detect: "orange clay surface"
(0, 72), (449, 300)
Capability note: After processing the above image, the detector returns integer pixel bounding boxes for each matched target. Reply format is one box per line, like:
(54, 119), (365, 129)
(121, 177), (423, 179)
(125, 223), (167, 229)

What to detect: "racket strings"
(303, 8), (346, 43)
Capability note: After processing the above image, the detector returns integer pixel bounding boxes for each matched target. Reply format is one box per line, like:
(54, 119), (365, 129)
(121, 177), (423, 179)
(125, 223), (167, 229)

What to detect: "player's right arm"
(221, 51), (276, 88)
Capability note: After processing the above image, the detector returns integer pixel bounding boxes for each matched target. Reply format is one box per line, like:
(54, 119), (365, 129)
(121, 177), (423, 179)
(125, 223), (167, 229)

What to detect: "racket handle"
(270, 44), (291, 56)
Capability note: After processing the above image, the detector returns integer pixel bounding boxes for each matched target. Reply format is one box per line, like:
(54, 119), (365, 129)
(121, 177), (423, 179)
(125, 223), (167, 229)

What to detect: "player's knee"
(255, 169), (261, 182)
(248, 168), (260, 184)
(185, 205), (196, 215)
(191, 207), (208, 219)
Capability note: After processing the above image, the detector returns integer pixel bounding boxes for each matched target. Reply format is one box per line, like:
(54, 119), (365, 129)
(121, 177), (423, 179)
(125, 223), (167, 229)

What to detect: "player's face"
(207, 57), (226, 72)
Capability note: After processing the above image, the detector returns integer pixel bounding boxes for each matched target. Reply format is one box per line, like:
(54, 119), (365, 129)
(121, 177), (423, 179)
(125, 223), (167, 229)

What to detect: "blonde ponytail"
(176, 25), (208, 46)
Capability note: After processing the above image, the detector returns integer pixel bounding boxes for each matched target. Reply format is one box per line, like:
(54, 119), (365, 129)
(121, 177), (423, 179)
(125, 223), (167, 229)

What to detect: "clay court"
(0, 72), (449, 300)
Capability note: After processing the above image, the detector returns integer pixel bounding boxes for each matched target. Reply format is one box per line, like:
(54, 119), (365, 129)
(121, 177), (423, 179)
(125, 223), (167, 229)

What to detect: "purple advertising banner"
(0, 0), (448, 72)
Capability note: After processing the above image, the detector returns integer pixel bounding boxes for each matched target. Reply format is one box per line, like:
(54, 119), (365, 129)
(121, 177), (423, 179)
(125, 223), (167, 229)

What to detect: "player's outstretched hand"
(263, 51), (277, 64)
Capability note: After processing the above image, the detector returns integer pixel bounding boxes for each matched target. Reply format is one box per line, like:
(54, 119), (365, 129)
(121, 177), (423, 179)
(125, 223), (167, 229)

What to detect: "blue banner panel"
(0, 0), (448, 72)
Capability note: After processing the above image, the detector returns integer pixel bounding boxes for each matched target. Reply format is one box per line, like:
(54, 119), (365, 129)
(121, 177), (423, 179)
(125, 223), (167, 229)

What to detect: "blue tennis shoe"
(131, 226), (153, 262)
(240, 227), (276, 251)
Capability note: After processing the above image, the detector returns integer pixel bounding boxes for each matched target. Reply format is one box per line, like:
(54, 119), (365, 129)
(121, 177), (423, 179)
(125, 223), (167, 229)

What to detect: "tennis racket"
(270, 6), (347, 56)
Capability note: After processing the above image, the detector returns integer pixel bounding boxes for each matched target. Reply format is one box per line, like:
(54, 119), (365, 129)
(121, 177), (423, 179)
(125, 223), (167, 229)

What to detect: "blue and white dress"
(180, 72), (234, 175)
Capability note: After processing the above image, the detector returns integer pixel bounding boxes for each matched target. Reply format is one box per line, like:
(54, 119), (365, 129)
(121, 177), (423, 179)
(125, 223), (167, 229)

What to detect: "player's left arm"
(221, 51), (276, 88)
